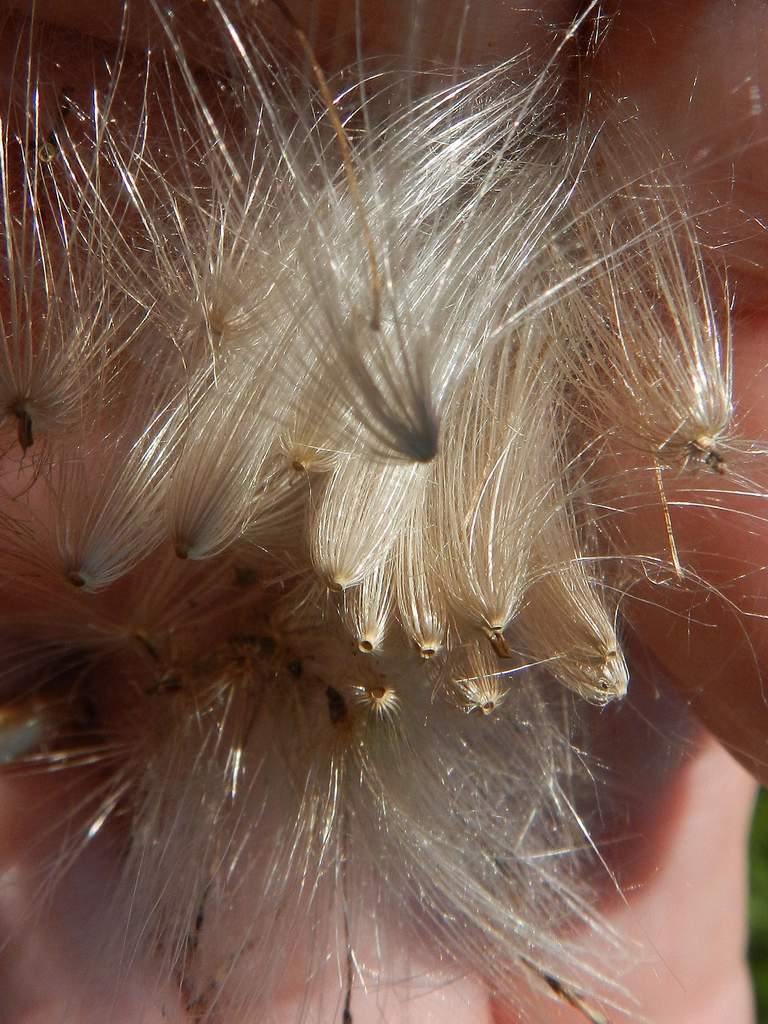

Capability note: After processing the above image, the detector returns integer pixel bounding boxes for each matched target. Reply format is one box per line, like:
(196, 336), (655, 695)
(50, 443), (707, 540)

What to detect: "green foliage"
(750, 789), (768, 1021)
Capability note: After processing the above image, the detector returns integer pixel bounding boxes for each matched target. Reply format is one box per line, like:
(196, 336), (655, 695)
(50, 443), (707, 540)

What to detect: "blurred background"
(750, 791), (768, 1020)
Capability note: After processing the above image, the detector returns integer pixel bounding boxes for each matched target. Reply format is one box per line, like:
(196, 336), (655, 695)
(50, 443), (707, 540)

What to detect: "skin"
(0, 1), (764, 1021)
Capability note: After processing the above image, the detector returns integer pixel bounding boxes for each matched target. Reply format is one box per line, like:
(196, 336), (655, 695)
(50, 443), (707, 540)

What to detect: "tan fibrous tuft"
(447, 642), (508, 717)
(350, 682), (401, 719)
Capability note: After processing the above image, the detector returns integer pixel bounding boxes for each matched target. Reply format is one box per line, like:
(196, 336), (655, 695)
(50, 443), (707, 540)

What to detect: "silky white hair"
(0, 3), (747, 1023)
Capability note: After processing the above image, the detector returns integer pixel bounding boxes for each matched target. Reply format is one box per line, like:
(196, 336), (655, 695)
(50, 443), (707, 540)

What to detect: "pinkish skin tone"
(0, 1), (764, 1021)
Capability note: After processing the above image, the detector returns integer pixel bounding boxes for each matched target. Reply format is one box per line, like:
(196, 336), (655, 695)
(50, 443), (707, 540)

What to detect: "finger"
(611, 319), (768, 783)
(491, 735), (755, 1024)
(0, 765), (498, 1023)
(0, 771), (190, 1022)
(594, 0), (768, 782)
(602, 736), (755, 1024)
(5, 0), (582, 71)
(594, 0), (768, 304)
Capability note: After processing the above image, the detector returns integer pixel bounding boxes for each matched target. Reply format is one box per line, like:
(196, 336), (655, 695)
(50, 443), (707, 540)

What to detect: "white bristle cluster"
(341, 557), (394, 653)
(446, 640), (508, 715)
(434, 321), (558, 650)
(0, 4), (746, 1024)
(395, 490), (448, 657)
(167, 351), (296, 560)
(558, 131), (734, 473)
(310, 455), (422, 591)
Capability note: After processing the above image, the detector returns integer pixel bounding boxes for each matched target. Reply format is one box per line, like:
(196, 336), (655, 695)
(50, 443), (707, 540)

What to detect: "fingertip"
(618, 318), (768, 784)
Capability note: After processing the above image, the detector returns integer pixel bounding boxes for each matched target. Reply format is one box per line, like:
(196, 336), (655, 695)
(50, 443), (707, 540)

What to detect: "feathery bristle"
(446, 641), (508, 716)
(310, 454), (423, 591)
(558, 124), (733, 473)
(434, 322), (556, 642)
(394, 488), (448, 657)
(341, 559), (394, 653)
